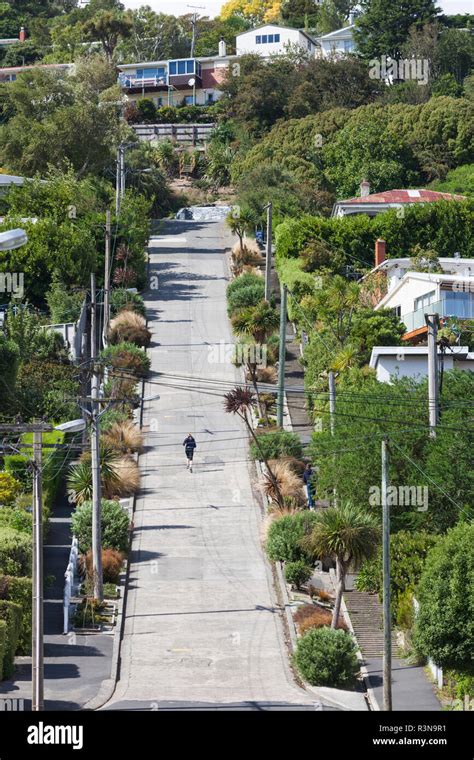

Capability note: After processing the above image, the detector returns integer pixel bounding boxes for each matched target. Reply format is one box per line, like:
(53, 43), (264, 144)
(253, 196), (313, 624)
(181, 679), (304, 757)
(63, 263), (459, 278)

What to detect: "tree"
(223, 386), (284, 507)
(280, 0), (320, 29)
(225, 208), (255, 252)
(220, 0), (281, 25)
(354, 0), (440, 60)
(302, 502), (380, 628)
(118, 9), (190, 62)
(0, 67), (121, 178)
(413, 523), (474, 672)
(82, 9), (132, 61)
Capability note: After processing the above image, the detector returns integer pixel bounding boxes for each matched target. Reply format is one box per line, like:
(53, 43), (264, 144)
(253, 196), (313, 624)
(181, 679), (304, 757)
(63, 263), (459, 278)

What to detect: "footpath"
(273, 269), (441, 712)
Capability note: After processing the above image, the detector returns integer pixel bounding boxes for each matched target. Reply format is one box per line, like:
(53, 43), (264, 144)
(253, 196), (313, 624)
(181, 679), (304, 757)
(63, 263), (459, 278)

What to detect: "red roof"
(342, 189), (465, 205)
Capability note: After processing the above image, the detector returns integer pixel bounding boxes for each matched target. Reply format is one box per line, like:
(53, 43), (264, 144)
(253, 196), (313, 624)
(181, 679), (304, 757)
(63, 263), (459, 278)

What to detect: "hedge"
(0, 619), (6, 681)
(0, 576), (31, 655)
(250, 430), (303, 461)
(0, 527), (32, 576)
(0, 599), (22, 679)
(275, 200), (474, 267)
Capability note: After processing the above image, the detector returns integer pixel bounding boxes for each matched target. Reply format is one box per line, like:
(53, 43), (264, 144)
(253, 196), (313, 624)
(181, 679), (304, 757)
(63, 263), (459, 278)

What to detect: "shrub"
(67, 449), (122, 504)
(0, 576), (31, 655)
(71, 500), (130, 553)
(111, 457), (141, 496)
(0, 527), (32, 576)
(293, 627), (359, 687)
(100, 408), (132, 430)
(100, 342), (150, 378)
(256, 366), (277, 383)
(250, 430), (303, 460)
(136, 97), (157, 123)
(0, 473), (22, 506)
(266, 511), (318, 563)
(0, 508), (32, 534)
(3, 456), (32, 492)
(110, 289), (146, 318)
(102, 420), (144, 454)
(262, 459), (305, 506)
(108, 310), (151, 347)
(0, 599), (22, 679)
(227, 271), (263, 299)
(285, 560), (313, 589)
(297, 607), (347, 635)
(227, 283), (265, 316)
(81, 548), (124, 584)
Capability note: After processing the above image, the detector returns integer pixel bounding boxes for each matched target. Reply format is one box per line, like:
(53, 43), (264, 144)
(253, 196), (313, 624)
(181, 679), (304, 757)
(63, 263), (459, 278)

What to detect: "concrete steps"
(344, 590), (399, 659)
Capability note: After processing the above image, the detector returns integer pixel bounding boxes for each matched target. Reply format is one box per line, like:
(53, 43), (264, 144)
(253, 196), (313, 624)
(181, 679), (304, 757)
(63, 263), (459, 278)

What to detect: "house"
(117, 42), (236, 108)
(370, 345), (474, 384)
(332, 181), (466, 217)
(236, 24), (319, 58)
(0, 27), (27, 48)
(365, 241), (474, 343)
(0, 62), (74, 84)
(315, 24), (356, 58)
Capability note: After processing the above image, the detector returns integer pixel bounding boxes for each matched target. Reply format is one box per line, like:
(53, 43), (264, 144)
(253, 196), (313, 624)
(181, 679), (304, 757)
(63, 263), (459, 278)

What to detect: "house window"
(414, 290), (436, 311)
(178, 61), (186, 74)
(268, 34), (274, 43)
(207, 92), (214, 103)
(256, 35), (261, 44)
(274, 33), (280, 42)
(392, 306), (401, 318)
(307, 40), (311, 50)
(186, 60), (194, 73)
(183, 95), (194, 105)
(344, 40), (352, 52)
(169, 61), (177, 75)
(262, 35), (267, 43)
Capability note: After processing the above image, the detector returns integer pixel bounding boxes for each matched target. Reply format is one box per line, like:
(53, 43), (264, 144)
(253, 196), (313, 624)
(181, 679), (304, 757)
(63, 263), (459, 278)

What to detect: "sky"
(122, 0), (474, 19)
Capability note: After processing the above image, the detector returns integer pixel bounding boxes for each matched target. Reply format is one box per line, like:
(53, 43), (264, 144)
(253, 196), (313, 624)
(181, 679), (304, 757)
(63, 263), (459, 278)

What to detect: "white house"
(370, 345), (474, 384)
(315, 24), (356, 58)
(236, 24), (319, 58)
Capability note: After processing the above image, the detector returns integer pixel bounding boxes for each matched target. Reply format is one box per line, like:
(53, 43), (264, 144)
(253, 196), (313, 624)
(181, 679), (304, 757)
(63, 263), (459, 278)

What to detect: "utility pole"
(120, 146), (126, 201)
(265, 202), (273, 302)
(381, 437), (392, 712)
(277, 284), (287, 428)
(103, 210), (112, 348)
(425, 314), (439, 438)
(115, 145), (122, 215)
(0, 422), (52, 712)
(187, 5), (205, 57)
(90, 273), (103, 602)
(328, 370), (336, 437)
(32, 426), (44, 712)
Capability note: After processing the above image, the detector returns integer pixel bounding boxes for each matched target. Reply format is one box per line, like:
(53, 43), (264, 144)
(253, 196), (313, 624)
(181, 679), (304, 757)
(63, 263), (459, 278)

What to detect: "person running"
(303, 463), (315, 510)
(183, 433), (197, 472)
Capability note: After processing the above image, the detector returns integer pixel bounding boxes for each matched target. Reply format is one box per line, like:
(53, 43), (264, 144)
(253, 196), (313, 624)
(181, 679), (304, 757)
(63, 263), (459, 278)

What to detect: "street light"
(54, 419), (86, 434)
(0, 228), (28, 251)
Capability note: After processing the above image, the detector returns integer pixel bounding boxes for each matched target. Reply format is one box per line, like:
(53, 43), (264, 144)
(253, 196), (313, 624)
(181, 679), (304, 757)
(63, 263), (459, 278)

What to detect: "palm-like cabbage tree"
(302, 502), (380, 628)
(226, 208), (255, 252)
(224, 387), (284, 508)
(231, 301), (279, 418)
(67, 447), (121, 504)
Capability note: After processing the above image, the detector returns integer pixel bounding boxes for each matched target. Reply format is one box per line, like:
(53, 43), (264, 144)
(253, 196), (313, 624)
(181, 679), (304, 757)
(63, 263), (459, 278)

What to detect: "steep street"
(106, 218), (320, 710)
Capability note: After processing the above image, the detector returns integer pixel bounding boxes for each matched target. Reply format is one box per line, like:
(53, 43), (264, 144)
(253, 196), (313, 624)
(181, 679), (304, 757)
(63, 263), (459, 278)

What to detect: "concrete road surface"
(103, 218), (335, 711)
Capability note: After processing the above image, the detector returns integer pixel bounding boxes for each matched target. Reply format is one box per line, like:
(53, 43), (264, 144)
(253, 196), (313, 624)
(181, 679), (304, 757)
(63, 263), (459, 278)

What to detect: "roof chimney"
(375, 238), (386, 268)
(19, 26), (26, 42)
(218, 38), (227, 57)
(360, 180), (370, 197)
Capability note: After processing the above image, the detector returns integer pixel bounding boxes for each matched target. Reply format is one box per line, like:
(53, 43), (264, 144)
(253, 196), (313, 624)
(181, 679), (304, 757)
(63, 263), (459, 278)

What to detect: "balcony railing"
(119, 74), (168, 89)
(402, 295), (474, 333)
